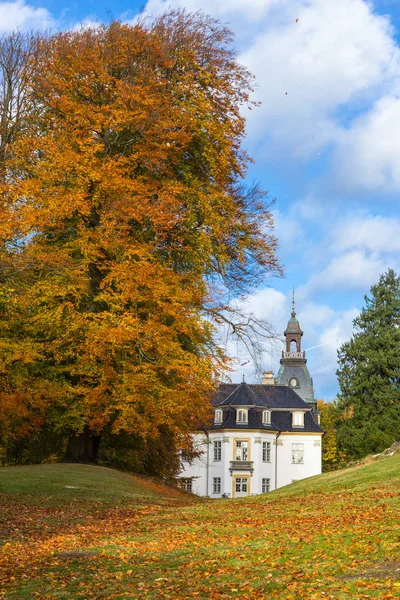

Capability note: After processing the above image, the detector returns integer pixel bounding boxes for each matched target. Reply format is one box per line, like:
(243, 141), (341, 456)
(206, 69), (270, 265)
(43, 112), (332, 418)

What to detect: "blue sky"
(3, 0), (400, 399)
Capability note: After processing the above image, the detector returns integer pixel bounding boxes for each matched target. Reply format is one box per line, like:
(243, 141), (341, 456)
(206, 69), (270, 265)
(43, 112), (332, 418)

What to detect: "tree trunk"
(63, 425), (102, 463)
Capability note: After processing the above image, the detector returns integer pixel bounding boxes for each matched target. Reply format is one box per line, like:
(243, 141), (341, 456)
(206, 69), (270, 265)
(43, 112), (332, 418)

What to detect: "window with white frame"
(236, 409), (248, 423)
(262, 441), (271, 462)
(262, 478), (270, 493)
(235, 440), (249, 461)
(213, 440), (222, 461)
(292, 411), (304, 427)
(292, 443), (304, 464)
(262, 410), (271, 424)
(235, 477), (248, 493)
(179, 478), (193, 492)
(213, 477), (221, 494)
(214, 409), (223, 424)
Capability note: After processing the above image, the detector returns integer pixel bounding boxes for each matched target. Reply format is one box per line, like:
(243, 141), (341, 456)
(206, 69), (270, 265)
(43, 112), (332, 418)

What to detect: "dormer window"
(214, 409), (223, 424)
(262, 410), (271, 425)
(292, 411), (304, 427)
(236, 409), (248, 423)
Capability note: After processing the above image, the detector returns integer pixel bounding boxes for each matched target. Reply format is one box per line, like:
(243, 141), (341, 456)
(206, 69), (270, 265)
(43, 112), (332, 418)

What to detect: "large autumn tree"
(336, 269), (400, 459)
(0, 12), (280, 463)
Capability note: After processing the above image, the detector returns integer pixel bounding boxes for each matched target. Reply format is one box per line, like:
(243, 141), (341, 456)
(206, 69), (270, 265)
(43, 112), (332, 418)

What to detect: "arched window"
(236, 409), (248, 423)
(290, 340), (297, 352)
(262, 410), (271, 425)
(214, 409), (223, 424)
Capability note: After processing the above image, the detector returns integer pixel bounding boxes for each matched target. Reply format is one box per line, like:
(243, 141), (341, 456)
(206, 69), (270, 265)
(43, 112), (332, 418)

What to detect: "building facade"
(180, 308), (323, 498)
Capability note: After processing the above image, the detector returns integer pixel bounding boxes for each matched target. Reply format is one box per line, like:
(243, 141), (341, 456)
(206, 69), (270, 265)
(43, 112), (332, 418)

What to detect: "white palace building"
(179, 305), (323, 498)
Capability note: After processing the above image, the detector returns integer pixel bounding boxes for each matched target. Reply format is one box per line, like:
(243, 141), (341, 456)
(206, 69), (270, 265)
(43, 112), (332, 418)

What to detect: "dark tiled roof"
(216, 383), (259, 407)
(270, 410), (323, 433)
(215, 406), (279, 431)
(276, 362), (315, 402)
(211, 382), (324, 434)
(213, 382), (310, 409)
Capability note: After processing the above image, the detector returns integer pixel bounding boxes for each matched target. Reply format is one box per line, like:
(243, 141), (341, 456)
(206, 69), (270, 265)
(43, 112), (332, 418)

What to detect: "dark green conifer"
(337, 269), (400, 458)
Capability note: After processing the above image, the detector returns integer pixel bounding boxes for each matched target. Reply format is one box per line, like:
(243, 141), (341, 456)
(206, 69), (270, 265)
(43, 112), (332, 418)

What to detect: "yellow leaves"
(341, 404), (355, 420)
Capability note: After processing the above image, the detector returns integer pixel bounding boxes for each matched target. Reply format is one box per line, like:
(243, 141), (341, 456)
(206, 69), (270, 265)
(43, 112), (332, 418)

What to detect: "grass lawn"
(1, 456), (400, 599)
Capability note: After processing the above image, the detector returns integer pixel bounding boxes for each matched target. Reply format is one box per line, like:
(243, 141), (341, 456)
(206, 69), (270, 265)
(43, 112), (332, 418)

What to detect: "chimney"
(262, 371), (275, 385)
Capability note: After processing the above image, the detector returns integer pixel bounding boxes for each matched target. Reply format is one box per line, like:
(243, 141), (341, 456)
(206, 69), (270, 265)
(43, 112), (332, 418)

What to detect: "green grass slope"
(1, 455), (399, 599)
(267, 450), (400, 496)
(0, 463), (192, 506)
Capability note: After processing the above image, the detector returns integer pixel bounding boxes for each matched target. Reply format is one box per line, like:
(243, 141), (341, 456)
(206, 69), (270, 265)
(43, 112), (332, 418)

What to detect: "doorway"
(234, 477), (249, 498)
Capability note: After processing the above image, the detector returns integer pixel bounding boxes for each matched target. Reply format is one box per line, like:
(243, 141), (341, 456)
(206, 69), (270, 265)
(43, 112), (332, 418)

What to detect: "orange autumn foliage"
(0, 13), (279, 454)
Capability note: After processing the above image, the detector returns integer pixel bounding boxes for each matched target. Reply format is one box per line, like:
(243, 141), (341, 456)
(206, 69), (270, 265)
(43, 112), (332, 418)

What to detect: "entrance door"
(234, 477), (249, 498)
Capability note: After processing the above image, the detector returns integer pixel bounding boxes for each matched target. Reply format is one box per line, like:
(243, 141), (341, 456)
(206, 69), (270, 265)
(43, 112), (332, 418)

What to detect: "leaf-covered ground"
(1, 457), (400, 599)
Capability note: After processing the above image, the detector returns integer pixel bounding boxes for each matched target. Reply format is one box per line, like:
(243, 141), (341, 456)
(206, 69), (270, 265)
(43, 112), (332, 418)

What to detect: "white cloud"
(0, 0), (54, 32)
(306, 250), (392, 292)
(72, 18), (102, 32)
(296, 194), (329, 222)
(333, 95), (400, 192)
(273, 208), (305, 254)
(308, 307), (359, 394)
(144, 0), (400, 191)
(241, 0), (399, 156)
(237, 286), (288, 325)
(144, 0), (281, 23)
(334, 214), (400, 253)
(297, 303), (336, 333)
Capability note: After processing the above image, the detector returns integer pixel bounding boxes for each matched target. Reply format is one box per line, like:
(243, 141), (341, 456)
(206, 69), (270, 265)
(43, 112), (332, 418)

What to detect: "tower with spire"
(276, 291), (317, 412)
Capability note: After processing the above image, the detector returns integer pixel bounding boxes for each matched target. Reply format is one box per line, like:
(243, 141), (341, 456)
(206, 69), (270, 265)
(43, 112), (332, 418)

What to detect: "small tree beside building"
(317, 399), (347, 471)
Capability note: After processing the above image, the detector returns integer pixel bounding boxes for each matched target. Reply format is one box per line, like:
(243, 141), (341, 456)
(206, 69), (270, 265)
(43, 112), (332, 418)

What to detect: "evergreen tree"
(336, 269), (400, 459)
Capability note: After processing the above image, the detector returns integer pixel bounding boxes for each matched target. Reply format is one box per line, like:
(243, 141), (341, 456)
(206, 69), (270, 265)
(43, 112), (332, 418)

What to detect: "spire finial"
(292, 287), (295, 316)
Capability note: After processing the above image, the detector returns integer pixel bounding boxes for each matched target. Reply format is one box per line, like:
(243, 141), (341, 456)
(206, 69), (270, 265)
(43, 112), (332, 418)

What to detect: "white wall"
(180, 430), (322, 497)
(276, 433), (322, 488)
(179, 434), (209, 496)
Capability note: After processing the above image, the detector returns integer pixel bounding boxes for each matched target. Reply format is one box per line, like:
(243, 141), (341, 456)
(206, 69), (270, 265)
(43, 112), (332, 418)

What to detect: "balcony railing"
(282, 351), (305, 359)
(229, 460), (254, 474)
